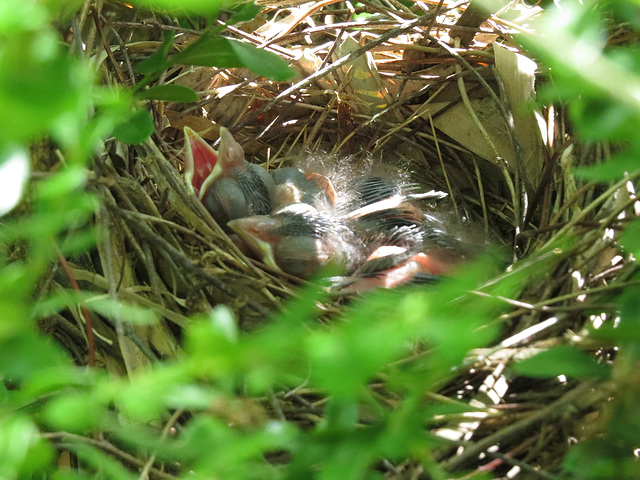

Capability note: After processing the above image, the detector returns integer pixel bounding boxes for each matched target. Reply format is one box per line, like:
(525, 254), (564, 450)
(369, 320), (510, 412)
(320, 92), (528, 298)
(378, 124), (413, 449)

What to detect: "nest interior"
(41, 0), (632, 477)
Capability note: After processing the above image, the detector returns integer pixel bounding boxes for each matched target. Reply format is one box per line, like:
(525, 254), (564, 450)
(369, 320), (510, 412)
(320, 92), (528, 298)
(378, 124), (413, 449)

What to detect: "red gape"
(183, 126), (219, 198)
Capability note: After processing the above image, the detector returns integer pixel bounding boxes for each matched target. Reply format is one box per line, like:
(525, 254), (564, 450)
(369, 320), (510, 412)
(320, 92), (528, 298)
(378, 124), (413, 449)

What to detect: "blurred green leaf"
(58, 228), (97, 256)
(33, 289), (100, 321)
(70, 444), (137, 480)
(593, 284), (640, 344)
(37, 165), (87, 200)
(240, 318), (309, 393)
(52, 471), (102, 480)
(562, 438), (640, 479)
(21, 366), (98, 401)
(0, 2), (47, 32)
(0, 35), (92, 146)
(112, 109), (154, 144)
(353, 12), (376, 21)
(208, 304), (239, 343)
(513, 345), (610, 379)
(18, 434), (55, 474)
(169, 415), (296, 475)
(0, 415), (53, 478)
(620, 218), (640, 257)
(0, 333), (68, 379)
(608, 1), (640, 30)
(44, 392), (104, 432)
(185, 309), (241, 379)
(0, 171), (96, 243)
(308, 292), (407, 399)
(138, 84), (199, 102)
(164, 384), (220, 409)
(574, 149), (640, 181)
(569, 98), (640, 141)
(117, 365), (191, 421)
(83, 297), (158, 325)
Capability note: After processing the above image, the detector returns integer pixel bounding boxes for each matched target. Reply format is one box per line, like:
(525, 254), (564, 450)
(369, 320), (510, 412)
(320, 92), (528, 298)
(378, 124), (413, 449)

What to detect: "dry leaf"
(494, 43), (546, 187)
(334, 35), (391, 116)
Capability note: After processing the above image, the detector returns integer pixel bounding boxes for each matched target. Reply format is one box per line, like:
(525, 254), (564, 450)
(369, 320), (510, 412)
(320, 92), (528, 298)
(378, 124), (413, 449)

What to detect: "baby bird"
(228, 203), (364, 279)
(183, 126), (275, 228)
(334, 245), (440, 293)
(271, 167), (336, 210)
(182, 128), (472, 287)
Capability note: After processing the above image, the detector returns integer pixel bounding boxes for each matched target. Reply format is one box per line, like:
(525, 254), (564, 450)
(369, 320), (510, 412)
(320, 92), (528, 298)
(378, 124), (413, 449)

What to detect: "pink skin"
(183, 126), (220, 198)
(338, 246), (461, 293)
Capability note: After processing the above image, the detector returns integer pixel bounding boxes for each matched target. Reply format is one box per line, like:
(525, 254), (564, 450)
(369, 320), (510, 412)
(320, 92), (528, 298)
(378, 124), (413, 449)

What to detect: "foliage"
(1, 0), (640, 479)
(510, 2), (640, 478)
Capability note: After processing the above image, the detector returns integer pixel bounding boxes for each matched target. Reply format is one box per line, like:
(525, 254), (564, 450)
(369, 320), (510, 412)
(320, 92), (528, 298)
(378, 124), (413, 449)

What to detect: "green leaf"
(129, 0), (230, 16)
(208, 305), (239, 343)
(170, 36), (245, 67)
(52, 471), (101, 480)
(569, 96), (640, 142)
(112, 109), (154, 144)
(59, 227), (97, 256)
(82, 297), (158, 325)
(117, 366), (190, 421)
(308, 297), (406, 399)
(70, 444), (138, 480)
(594, 284), (640, 343)
(0, 333), (68, 379)
(226, 38), (296, 80)
(0, 2), (47, 33)
(0, 35), (93, 146)
(563, 438), (640, 479)
(621, 218), (640, 257)
(513, 345), (610, 379)
(44, 392), (103, 432)
(135, 31), (175, 75)
(574, 149), (640, 181)
(0, 415), (53, 478)
(137, 84), (199, 102)
(170, 36), (295, 81)
(227, 2), (262, 24)
(22, 366), (98, 400)
(164, 384), (219, 409)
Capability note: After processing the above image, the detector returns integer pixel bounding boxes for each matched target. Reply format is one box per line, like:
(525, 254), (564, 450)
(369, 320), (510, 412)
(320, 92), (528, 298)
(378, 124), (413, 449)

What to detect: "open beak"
(183, 126), (223, 199)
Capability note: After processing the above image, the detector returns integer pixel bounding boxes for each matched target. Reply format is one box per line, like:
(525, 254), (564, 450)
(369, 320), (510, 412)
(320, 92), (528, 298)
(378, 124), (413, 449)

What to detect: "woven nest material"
(44, 0), (634, 476)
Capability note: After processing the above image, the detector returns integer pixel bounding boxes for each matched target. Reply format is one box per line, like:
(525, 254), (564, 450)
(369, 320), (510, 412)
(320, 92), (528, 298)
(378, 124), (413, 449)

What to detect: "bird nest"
(46, 0), (633, 477)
